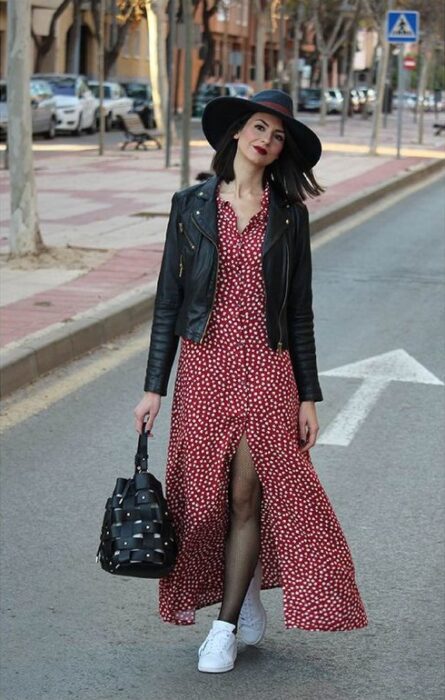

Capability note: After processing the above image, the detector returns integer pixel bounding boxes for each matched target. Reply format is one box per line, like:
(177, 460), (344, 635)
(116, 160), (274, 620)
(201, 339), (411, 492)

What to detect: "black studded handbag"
(96, 427), (177, 578)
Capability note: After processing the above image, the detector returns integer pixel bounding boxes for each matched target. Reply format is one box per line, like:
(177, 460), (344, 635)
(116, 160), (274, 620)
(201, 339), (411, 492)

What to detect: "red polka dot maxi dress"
(158, 182), (368, 631)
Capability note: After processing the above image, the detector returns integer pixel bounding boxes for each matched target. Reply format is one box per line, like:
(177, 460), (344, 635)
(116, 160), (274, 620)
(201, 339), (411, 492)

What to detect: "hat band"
(255, 100), (293, 118)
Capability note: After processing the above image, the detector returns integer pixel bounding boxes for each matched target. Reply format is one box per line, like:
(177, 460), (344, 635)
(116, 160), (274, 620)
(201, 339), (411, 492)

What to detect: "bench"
(119, 113), (162, 150)
(433, 123), (445, 135)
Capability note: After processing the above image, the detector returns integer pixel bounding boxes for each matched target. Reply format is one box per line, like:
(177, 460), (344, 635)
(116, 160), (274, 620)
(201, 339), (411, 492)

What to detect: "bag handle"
(135, 421), (149, 473)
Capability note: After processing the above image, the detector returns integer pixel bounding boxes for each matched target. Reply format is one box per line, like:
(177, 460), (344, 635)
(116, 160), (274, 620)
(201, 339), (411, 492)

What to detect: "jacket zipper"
(277, 241), (289, 353)
(191, 214), (219, 343)
(178, 221), (196, 251)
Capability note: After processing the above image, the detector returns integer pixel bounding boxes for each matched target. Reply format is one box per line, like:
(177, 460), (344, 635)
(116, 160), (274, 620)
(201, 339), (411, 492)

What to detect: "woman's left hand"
(298, 401), (319, 452)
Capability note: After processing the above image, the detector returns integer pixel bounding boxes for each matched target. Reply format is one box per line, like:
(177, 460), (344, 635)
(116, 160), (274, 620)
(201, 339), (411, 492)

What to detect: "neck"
(226, 151), (265, 197)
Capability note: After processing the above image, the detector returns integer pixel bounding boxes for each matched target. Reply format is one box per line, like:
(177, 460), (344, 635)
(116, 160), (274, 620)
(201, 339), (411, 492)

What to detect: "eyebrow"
(255, 118), (285, 134)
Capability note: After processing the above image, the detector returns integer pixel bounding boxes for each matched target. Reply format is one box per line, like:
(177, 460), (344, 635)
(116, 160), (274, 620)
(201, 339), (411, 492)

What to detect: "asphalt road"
(1, 177), (444, 700)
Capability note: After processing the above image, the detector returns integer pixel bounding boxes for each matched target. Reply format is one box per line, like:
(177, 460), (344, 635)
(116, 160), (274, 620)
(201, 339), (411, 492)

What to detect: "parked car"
(88, 81), (133, 130)
(33, 73), (97, 135)
(225, 82), (254, 99)
(192, 83), (238, 117)
(0, 79), (58, 139)
(120, 81), (155, 129)
(299, 88), (338, 114)
(327, 88), (344, 113)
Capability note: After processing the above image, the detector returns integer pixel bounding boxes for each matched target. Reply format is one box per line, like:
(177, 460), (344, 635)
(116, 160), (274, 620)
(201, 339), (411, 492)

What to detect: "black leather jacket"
(144, 175), (323, 402)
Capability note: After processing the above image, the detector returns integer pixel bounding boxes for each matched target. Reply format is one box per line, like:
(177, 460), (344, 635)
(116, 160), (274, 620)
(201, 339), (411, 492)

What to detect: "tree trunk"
(254, 1), (266, 90)
(417, 40), (432, 145)
(31, 0), (72, 73)
(369, 30), (390, 155)
(195, 0), (218, 89)
(67, 0), (81, 74)
(7, 0), (44, 256)
(291, 5), (303, 114)
(145, 0), (168, 136)
(181, 0), (193, 188)
(319, 52), (328, 125)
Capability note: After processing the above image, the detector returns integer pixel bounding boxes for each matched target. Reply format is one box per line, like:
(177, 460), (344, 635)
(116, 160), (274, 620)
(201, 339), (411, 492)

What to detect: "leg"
(218, 433), (262, 628)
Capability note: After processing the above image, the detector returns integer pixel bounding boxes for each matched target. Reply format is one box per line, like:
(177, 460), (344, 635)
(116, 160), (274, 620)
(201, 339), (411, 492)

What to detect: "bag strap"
(135, 422), (149, 473)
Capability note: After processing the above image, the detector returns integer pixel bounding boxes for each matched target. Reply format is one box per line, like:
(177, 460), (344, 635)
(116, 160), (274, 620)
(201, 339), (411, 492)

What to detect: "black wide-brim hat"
(202, 88), (322, 169)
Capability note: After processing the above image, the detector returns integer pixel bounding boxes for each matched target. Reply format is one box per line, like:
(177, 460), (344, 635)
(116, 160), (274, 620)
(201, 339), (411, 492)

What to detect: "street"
(0, 176), (444, 699)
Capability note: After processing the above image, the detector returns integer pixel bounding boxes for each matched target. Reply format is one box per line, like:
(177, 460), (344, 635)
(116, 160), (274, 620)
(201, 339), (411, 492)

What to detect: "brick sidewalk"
(1, 111), (444, 354)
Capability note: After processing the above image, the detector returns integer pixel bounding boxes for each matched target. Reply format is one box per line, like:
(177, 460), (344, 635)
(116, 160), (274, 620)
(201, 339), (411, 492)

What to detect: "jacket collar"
(192, 175), (291, 256)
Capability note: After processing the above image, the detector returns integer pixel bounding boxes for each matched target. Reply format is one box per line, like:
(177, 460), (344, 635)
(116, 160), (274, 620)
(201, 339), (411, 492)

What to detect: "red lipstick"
(254, 146), (267, 155)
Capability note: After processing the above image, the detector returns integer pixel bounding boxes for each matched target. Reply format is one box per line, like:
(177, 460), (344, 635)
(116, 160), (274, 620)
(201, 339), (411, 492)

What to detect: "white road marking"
(318, 349), (444, 446)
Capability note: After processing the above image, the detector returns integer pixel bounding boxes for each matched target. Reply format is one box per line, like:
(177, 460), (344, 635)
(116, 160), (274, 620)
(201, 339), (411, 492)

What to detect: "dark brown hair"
(211, 112), (325, 206)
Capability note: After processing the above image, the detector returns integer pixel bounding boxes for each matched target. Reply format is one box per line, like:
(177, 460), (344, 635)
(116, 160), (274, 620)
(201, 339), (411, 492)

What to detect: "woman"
(134, 89), (368, 673)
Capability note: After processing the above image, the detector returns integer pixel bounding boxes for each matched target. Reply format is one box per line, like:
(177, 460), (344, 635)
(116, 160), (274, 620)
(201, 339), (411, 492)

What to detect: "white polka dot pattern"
(158, 183), (368, 631)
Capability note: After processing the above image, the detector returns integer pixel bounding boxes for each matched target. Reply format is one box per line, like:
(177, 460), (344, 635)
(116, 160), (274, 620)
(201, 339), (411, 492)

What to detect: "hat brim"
(202, 96), (322, 169)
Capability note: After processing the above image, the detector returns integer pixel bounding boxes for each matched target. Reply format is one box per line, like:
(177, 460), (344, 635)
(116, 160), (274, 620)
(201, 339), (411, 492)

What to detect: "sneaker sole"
(198, 661), (235, 673)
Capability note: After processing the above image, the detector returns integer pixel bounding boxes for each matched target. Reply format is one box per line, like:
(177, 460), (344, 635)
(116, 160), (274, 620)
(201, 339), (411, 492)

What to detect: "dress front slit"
(158, 183), (368, 631)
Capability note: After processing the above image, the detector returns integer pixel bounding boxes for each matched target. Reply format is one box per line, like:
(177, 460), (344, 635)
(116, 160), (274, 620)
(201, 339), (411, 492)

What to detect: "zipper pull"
(179, 254), (183, 278)
(277, 341), (283, 354)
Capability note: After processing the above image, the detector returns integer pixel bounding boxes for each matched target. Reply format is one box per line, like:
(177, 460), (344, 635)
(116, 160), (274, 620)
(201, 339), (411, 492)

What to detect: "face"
(234, 112), (285, 167)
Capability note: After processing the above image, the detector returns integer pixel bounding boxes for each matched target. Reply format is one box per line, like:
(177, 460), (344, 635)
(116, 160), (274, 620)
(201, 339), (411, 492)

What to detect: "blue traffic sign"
(386, 11), (419, 43)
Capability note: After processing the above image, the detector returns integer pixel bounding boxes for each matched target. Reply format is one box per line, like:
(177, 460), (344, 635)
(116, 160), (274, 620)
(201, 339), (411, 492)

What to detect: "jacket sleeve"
(287, 204), (323, 402)
(143, 193), (183, 394)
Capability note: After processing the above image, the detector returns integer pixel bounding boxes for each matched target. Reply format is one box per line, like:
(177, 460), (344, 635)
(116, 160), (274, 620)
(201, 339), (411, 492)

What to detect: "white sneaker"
(238, 560), (267, 645)
(198, 620), (237, 673)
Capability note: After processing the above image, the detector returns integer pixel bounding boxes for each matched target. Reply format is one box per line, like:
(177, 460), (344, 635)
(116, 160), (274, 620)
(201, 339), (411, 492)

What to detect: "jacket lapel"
(191, 174), (290, 255)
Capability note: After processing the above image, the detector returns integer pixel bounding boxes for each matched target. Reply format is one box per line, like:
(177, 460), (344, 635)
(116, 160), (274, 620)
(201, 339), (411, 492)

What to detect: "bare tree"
(31, 0), (73, 73)
(312, 0), (355, 125)
(194, 0), (220, 90)
(366, 0), (393, 154)
(91, 0), (131, 78)
(254, 0), (268, 90)
(410, 0), (445, 143)
(8, 0), (44, 255)
(116, 0), (168, 134)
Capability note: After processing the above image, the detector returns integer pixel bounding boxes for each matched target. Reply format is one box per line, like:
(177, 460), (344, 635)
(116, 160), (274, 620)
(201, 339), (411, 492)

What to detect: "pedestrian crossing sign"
(386, 11), (419, 43)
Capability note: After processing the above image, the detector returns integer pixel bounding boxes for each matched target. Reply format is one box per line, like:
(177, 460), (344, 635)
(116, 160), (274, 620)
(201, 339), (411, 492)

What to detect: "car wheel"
(87, 113), (97, 135)
(45, 117), (56, 140)
(73, 114), (83, 136)
(105, 112), (113, 132)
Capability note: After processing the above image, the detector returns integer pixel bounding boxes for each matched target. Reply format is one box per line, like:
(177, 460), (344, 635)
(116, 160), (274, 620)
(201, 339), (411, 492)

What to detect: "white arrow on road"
(317, 349), (444, 446)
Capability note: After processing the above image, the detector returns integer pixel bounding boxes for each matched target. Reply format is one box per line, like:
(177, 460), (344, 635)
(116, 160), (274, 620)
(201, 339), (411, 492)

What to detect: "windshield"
(0, 84), (6, 102)
(89, 85), (111, 99)
(307, 89), (321, 98)
(124, 84), (148, 99)
(232, 85), (249, 96)
(45, 79), (76, 96)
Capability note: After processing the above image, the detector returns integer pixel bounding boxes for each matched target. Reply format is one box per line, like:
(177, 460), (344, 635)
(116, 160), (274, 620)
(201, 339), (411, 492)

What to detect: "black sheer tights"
(218, 433), (262, 629)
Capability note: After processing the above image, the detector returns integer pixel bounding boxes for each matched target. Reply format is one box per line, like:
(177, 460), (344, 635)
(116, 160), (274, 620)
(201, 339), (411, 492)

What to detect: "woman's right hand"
(134, 392), (161, 436)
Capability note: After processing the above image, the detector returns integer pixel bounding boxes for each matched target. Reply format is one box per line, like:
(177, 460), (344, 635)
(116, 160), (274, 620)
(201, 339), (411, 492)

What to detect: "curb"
(1, 157), (444, 398)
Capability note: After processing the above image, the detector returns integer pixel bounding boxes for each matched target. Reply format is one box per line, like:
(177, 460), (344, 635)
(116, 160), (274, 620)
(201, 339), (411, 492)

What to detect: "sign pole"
(386, 10), (419, 160)
(396, 48), (404, 159)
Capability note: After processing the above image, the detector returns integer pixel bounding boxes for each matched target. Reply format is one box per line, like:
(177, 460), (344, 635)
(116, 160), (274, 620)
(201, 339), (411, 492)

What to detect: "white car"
(33, 73), (97, 135)
(88, 81), (133, 130)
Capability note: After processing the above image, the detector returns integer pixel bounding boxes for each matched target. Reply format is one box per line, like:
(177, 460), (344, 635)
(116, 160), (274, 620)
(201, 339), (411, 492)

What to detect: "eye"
(254, 123), (265, 131)
(275, 133), (284, 142)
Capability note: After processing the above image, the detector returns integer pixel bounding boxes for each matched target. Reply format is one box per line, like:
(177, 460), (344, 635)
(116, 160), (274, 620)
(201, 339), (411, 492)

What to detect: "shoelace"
(201, 630), (234, 655)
